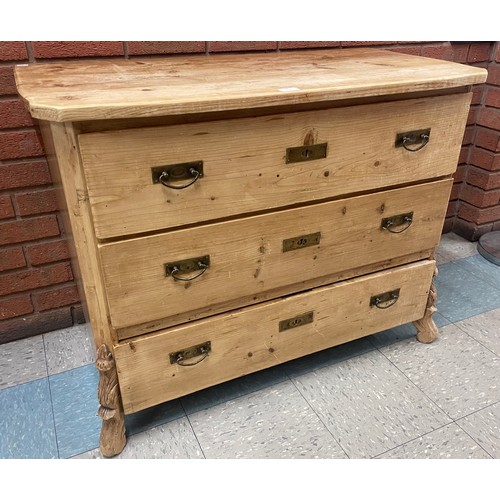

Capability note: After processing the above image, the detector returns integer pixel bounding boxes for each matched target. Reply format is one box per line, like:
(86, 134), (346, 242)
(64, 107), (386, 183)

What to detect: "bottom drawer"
(115, 260), (435, 413)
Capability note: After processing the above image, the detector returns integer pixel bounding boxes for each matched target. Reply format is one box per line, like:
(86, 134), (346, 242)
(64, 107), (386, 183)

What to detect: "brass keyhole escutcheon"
(279, 311), (314, 332)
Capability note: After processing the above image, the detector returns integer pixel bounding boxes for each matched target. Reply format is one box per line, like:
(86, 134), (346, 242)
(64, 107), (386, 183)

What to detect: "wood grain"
(14, 48), (486, 122)
(99, 179), (451, 330)
(114, 260), (436, 414)
(80, 93), (470, 238)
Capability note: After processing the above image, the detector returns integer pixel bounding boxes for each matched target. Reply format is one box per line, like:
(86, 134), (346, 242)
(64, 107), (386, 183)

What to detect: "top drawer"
(79, 93), (471, 239)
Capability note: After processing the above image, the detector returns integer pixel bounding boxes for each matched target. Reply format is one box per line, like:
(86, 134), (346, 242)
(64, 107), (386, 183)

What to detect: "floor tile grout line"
(41, 334), (61, 459)
(453, 399), (500, 423)
(371, 421), (454, 459)
(452, 318), (500, 359)
(454, 417), (495, 459)
(184, 413), (207, 459)
(285, 371), (351, 459)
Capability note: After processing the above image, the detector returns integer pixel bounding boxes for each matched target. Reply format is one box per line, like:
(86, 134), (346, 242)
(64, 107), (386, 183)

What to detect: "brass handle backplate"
(169, 341), (211, 366)
(285, 143), (328, 163)
(279, 311), (314, 332)
(381, 212), (413, 233)
(370, 289), (400, 309)
(395, 128), (431, 152)
(152, 161), (203, 189)
(165, 255), (210, 282)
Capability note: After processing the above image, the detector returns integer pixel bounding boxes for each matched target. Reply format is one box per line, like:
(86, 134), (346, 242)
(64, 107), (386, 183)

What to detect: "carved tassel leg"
(413, 267), (439, 344)
(96, 344), (126, 457)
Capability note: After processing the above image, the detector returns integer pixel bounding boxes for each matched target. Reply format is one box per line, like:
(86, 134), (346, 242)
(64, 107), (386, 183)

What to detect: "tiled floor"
(1, 233), (500, 459)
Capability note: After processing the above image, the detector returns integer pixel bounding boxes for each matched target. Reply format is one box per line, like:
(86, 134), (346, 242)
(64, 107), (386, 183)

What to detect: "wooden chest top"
(14, 48), (486, 122)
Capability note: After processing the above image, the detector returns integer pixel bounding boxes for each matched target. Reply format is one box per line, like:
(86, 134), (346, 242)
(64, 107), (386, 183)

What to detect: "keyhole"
(297, 238), (308, 246)
(302, 149), (310, 159)
(289, 318), (303, 327)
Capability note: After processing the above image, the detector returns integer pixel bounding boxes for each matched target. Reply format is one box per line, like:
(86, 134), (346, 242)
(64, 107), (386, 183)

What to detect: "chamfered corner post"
(96, 344), (126, 457)
(413, 266), (439, 344)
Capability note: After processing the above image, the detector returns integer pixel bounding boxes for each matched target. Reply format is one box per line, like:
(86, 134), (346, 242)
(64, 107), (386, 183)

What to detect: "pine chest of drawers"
(15, 48), (487, 456)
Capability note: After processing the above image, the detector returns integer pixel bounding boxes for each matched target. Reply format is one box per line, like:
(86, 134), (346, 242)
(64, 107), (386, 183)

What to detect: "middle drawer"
(100, 179), (451, 335)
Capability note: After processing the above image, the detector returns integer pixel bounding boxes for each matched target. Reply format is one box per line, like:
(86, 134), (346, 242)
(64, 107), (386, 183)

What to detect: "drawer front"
(80, 93), (471, 239)
(100, 179), (451, 331)
(115, 260), (435, 413)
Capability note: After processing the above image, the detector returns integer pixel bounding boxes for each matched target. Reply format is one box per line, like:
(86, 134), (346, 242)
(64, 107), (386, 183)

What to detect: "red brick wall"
(0, 41), (497, 343)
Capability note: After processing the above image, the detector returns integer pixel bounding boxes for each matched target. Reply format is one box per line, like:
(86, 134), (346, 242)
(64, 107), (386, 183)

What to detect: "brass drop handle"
(171, 261), (208, 281)
(402, 133), (430, 152)
(381, 212), (413, 234)
(159, 167), (201, 189)
(170, 341), (211, 366)
(370, 289), (400, 309)
(175, 348), (209, 366)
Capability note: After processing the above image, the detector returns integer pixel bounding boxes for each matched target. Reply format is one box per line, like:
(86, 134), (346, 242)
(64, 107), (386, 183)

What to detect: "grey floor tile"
(50, 364), (101, 458)
(292, 350), (450, 458)
(457, 402), (500, 458)
(181, 364), (288, 415)
(434, 260), (500, 323)
(0, 378), (57, 458)
(188, 381), (347, 459)
(369, 323), (417, 349)
(126, 398), (185, 436)
(43, 323), (95, 376)
(381, 324), (500, 419)
(377, 423), (491, 459)
(435, 233), (478, 265)
(73, 417), (203, 459)
(455, 308), (500, 357)
(0, 335), (47, 389)
(283, 336), (375, 378)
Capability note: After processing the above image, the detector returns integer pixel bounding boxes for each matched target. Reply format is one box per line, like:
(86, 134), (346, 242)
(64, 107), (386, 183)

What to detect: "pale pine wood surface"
(14, 48), (486, 122)
(114, 260), (435, 413)
(99, 179), (451, 330)
(80, 93), (470, 239)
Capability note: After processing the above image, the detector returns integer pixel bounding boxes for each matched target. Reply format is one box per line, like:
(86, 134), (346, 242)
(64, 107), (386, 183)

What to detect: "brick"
(442, 217), (454, 234)
(0, 66), (17, 96)
(127, 42), (205, 55)
(26, 239), (70, 266)
(466, 167), (500, 190)
(467, 107), (478, 126)
(477, 107), (500, 130)
(449, 43), (470, 63)
(0, 308), (73, 344)
(468, 43), (491, 63)
(421, 43), (454, 61)
(470, 147), (500, 171)
(0, 247), (26, 272)
(462, 126), (475, 146)
(0, 99), (33, 129)
(0, 129), (44, 160)
(471, 86), (483, 105)
(0, 262), (73, 297)
(446, 199), (458, 218)
(71, 304), (86, 324)
(0, 295), (33, 320)
(496, 44), (500, 62)
(459, 146), (469, 164)
(279, 42), (341, 50)
(341, 41), (395, 47)
(388, 46), (421, 56)
(454, 218), (493, 241)
(486, 65), (500, 86)
(458, 201), (500, 225)
(454, 164), (467, 183)
(0, 195), (15, 220)
(450, 182), (461, 201)
(34, 284), (80, 311)
(32, 41), (124, 59)
(460, 184), (500, 208)
(0, 215), (60, 246)
(475, 127), (500, 152)
(0, 42), (27, 61)
(0, 160), (52, 190)
(485, 87), (500, 108)
(209, 41), (277, 52)
(15, 189), (58, 216)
